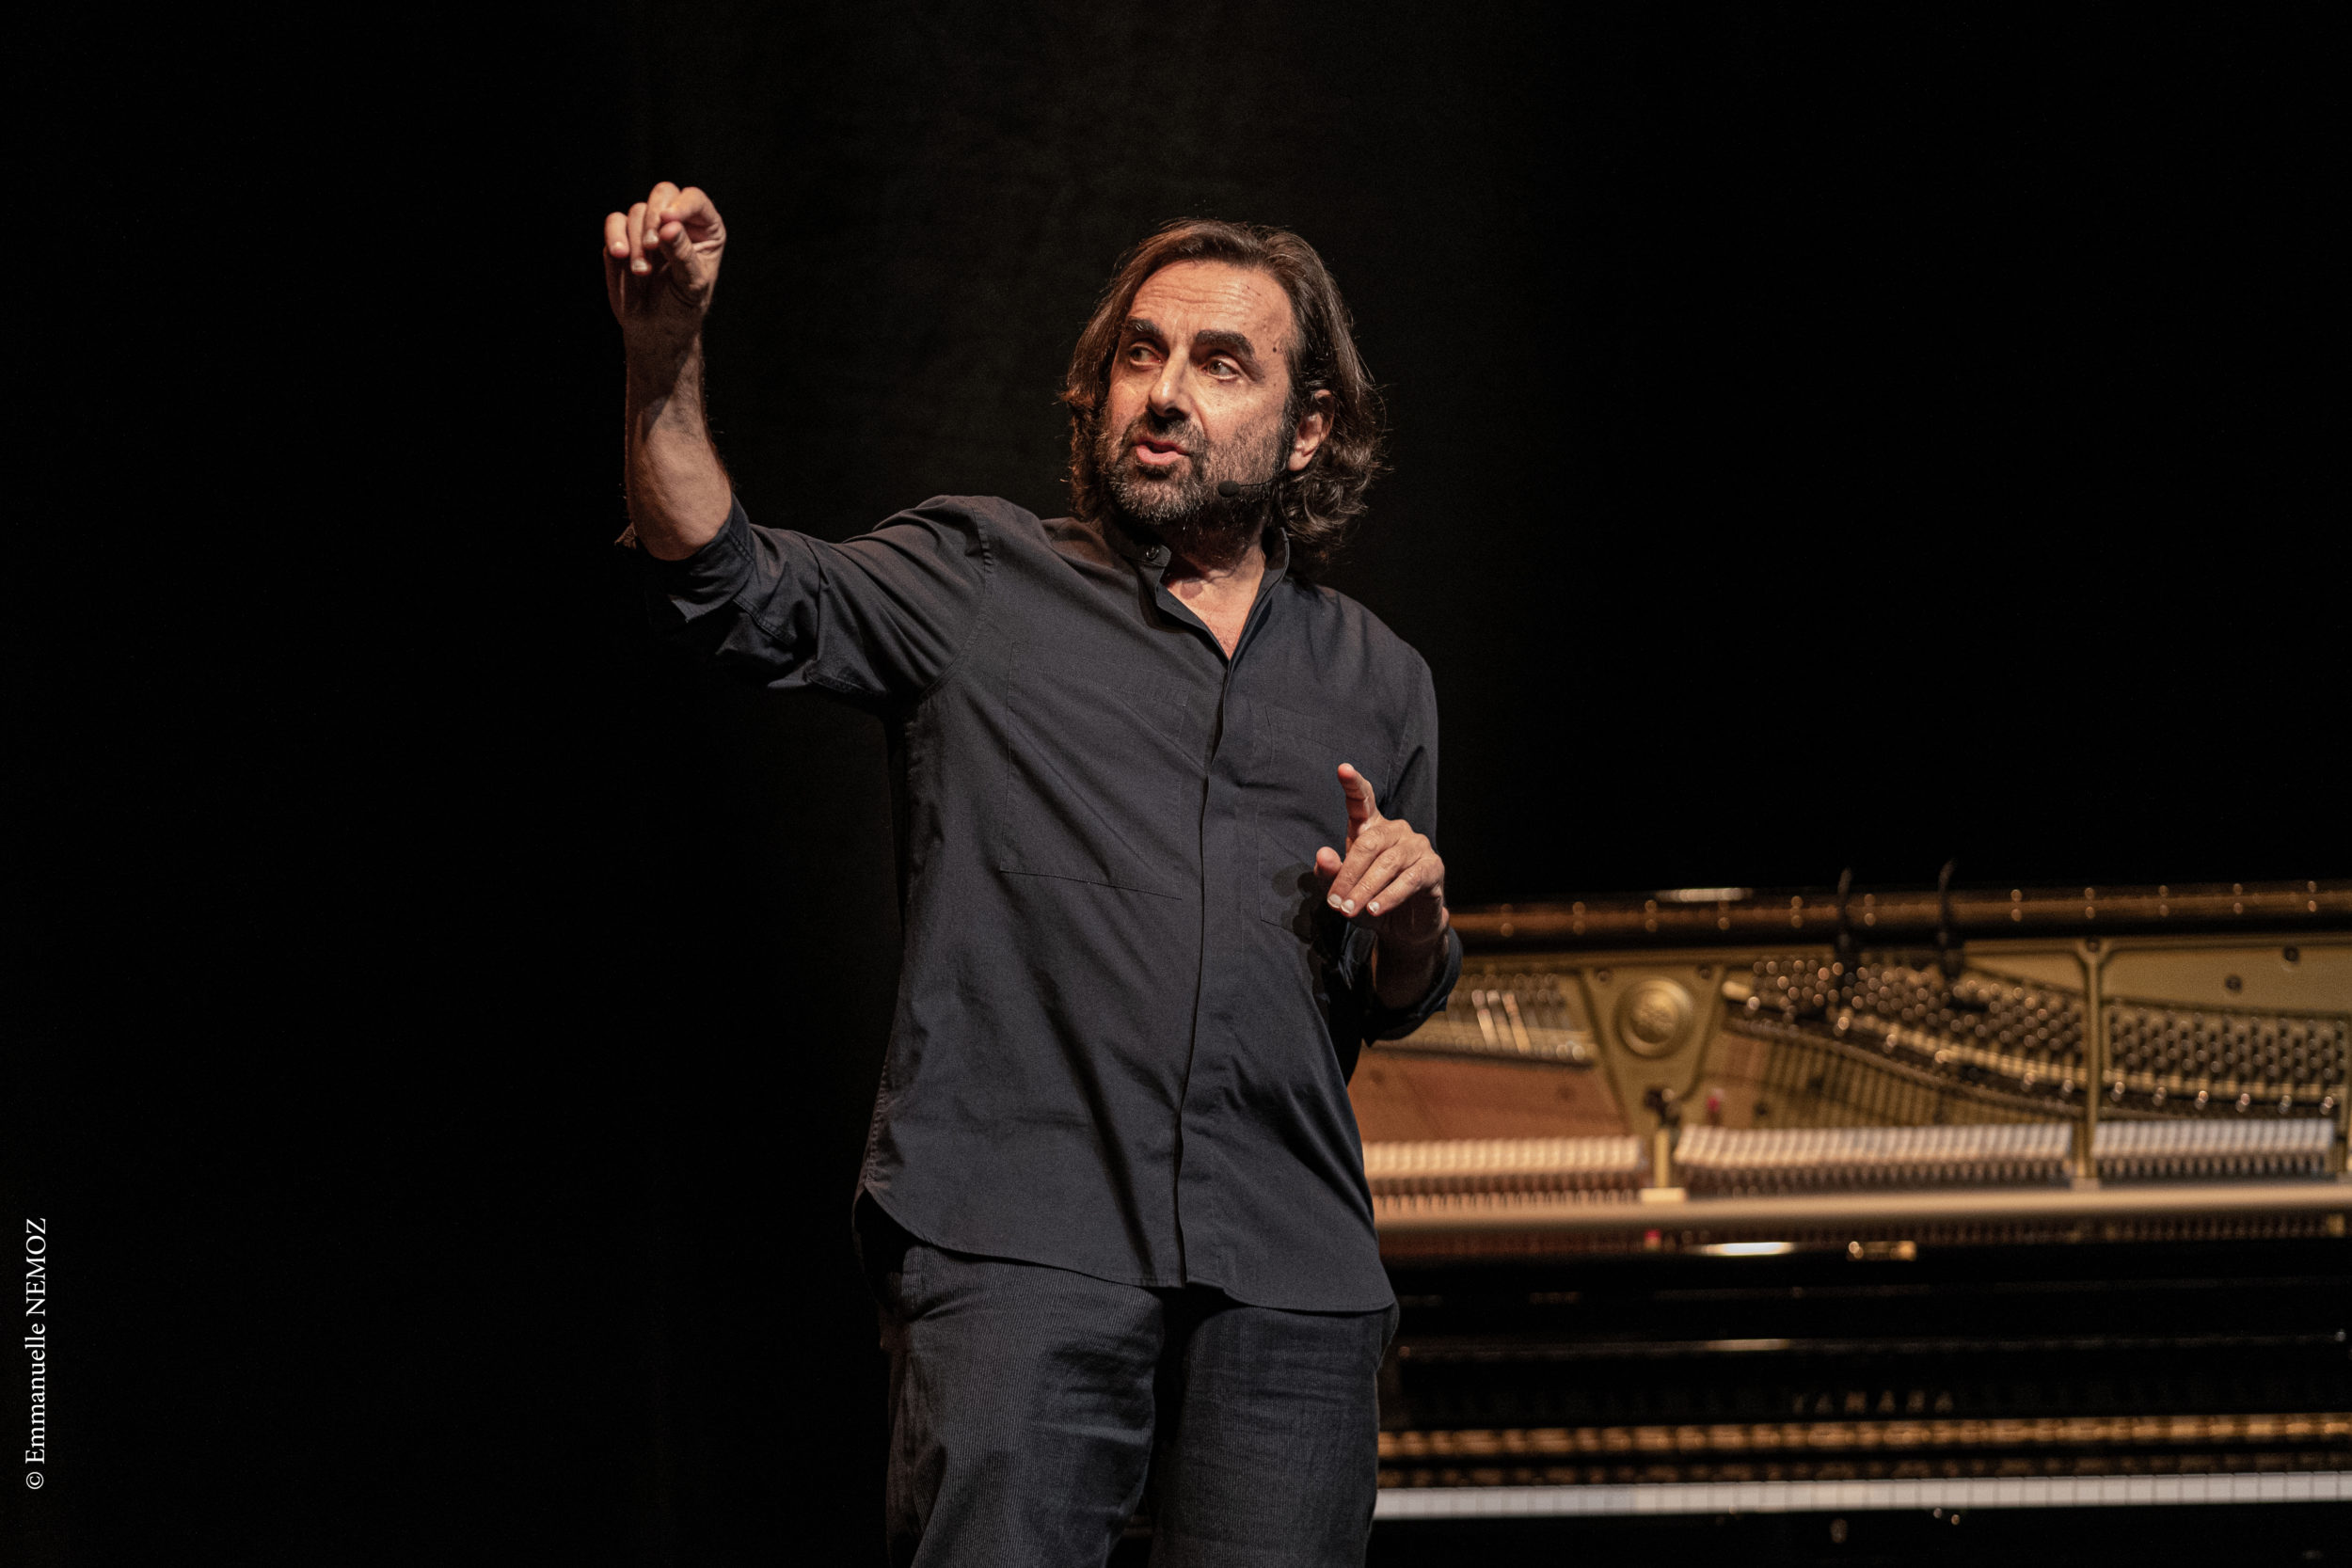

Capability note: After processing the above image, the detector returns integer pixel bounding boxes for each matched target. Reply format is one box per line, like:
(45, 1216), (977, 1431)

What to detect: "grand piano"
(1352, 878), (2350, 1560)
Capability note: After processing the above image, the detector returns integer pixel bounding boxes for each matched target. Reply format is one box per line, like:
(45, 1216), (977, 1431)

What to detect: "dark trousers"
(861, 1201), (1395, 1567)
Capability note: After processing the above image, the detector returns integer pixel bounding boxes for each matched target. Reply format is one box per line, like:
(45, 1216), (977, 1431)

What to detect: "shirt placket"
(1133, 539), (1289, 1289)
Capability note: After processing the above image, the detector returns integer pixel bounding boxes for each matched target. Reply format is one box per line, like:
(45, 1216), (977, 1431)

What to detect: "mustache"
(1116, 411), (1199, 455)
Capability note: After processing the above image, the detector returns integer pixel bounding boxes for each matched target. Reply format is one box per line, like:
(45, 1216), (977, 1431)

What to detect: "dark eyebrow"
(1122, 317), (1164, 342)
(1190, 328), (1259, 365)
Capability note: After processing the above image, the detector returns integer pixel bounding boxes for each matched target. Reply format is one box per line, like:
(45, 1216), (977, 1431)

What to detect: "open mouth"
(1132, 436), (1191, 467)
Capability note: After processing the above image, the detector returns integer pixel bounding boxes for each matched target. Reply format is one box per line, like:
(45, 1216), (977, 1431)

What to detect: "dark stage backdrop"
(7, 5), (2340, 1564)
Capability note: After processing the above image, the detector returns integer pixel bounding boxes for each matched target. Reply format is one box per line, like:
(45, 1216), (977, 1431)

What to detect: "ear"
(1288, 389), (1333, 471)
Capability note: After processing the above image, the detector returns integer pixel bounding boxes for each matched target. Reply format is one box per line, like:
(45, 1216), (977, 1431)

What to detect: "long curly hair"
(1062, 220), (1385, 578)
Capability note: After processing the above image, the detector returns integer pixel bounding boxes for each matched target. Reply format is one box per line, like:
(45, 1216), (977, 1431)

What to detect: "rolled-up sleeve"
(638, 496), (993, 705)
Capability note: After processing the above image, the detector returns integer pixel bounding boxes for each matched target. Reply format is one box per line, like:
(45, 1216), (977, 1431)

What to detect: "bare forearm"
(625, 340), (733, 561)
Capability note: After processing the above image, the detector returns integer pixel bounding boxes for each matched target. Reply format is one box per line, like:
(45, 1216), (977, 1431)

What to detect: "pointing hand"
(1315, 763), (1448, 962)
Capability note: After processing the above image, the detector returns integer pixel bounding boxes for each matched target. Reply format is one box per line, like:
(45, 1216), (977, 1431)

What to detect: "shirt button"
(1147, 547), (1168, 565)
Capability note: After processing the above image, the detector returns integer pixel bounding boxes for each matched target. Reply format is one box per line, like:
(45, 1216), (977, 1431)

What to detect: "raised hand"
(1316, 764), (1449, 988)
(602, 182), (726, 370)
(603, 182), (733, 559)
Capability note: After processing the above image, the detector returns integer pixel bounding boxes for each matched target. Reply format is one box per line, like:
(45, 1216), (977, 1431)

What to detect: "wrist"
(625, 334), (704, 405)
(1371, 922), (1447, 1006)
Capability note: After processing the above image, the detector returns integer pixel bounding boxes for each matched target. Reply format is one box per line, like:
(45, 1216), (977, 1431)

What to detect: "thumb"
(657, 225), (715, 306)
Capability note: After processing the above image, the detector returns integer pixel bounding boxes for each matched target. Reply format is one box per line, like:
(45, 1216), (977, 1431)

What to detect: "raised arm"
(604, 182), (732, 560)
(605, 185), (990, 705)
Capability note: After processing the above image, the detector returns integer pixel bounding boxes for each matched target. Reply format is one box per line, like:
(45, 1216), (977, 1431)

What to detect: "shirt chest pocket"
(992, 673), (1207, 896)
(1251, 703), (1386, 937)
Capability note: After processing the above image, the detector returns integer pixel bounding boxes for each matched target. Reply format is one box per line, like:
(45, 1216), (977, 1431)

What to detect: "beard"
(1096, 404), (1289, 558)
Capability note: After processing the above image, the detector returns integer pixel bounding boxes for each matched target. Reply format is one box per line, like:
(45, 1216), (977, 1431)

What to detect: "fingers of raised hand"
(1314, 846), (1344, 892)
(602, 214), (633, 311)
(624, 202), (653, 272)
(610, 184), (689, 277)
(660, 185), (721, 249)
(640, 182), (682, 257)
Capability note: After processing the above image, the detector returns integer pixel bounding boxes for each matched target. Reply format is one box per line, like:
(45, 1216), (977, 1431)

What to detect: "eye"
(1204, 356), (1240, 378)
(1125, 342), (1159, 364)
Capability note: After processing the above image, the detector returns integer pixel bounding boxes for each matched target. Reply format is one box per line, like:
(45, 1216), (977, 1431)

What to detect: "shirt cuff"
(1359, 924), (1464, 1043)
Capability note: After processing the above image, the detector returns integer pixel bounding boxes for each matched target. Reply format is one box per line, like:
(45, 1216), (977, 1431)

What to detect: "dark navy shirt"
(641, 496), (1459, 1311)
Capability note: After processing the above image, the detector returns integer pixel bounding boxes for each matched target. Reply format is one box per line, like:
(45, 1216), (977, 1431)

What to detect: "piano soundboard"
(1352, 880), (2351, 1532)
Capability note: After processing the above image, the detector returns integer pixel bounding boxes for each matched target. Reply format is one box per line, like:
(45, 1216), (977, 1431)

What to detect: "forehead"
(1130, 260), (1295, 349)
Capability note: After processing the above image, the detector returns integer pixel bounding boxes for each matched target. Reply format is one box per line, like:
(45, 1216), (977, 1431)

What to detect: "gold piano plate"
(1355, 880), (2352, 1253)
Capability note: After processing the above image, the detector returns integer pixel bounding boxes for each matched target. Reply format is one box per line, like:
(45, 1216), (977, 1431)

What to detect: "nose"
(1147, 357), (1193, 424)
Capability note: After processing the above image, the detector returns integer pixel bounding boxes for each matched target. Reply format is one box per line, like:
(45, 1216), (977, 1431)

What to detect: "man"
(604, 182), (1460, 1566)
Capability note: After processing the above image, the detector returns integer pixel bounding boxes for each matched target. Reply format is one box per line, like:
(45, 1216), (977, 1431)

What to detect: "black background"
(7, 4), (2342, 1563)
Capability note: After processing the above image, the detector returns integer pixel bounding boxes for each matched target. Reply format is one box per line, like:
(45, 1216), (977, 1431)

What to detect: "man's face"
(1097, 260), (1325, 532)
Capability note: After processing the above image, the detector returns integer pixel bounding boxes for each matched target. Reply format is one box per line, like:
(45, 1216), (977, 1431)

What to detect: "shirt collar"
(1260, 521), (1293, 592)
(1100, 509), (1161, 566)
(1099, 511), (1292, 596)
